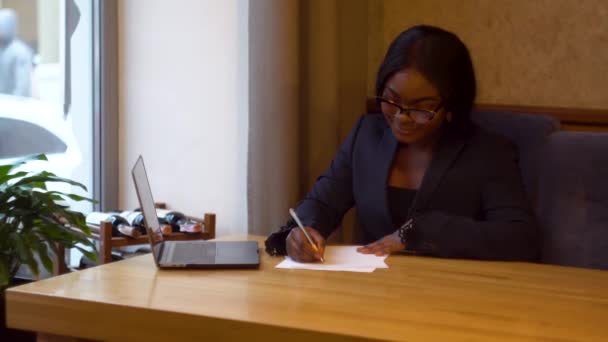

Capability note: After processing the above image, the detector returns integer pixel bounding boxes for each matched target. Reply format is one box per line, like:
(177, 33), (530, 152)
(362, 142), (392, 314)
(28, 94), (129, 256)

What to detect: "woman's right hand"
(286, 226), (326, 263)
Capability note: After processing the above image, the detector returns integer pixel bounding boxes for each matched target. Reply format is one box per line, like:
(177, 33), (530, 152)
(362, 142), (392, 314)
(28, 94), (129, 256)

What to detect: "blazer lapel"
(409, 131), (467, 215)
(375, 126), (398, 230)
(373, 126), (467, 232)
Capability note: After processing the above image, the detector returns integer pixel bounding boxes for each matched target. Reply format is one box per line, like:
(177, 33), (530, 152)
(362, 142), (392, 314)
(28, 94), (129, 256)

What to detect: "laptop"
(131, 155), (260, 269)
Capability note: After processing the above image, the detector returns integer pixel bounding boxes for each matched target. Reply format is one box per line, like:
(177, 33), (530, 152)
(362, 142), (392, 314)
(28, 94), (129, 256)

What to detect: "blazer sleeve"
(264, 116), (364, 255)
(408, 141), (540, 261)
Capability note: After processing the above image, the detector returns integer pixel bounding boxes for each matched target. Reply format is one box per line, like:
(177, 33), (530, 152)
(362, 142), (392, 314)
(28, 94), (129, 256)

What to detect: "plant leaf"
(45, 191), (96, 203)
(33, 241), (54, 275)
(11, 174), (88, 191)
(0, 154), (48, 181)
(14, 235), (39, 276)
(0, 171), (28, 185)
(74, 246), (97, 261)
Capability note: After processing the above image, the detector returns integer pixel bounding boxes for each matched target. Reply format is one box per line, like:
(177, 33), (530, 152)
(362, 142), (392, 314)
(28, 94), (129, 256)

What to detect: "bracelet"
(397, 218), (414, 247)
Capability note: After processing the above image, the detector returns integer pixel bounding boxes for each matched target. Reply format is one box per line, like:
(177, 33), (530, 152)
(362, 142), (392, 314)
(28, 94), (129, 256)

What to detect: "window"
(0, 0), (96, 214)
(1, 0), (117, 272)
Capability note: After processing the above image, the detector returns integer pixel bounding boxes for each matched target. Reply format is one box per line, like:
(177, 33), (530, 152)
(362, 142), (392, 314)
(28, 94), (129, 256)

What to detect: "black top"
(266, 113), (539, 261)
(387, 186), (417, 229)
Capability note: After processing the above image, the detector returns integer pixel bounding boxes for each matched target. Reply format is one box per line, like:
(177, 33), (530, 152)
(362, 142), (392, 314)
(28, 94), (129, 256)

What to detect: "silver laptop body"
(131, 156), (259, 269)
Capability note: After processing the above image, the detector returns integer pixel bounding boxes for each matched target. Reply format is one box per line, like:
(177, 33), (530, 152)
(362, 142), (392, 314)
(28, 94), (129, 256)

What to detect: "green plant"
(0, 154), (96, 291)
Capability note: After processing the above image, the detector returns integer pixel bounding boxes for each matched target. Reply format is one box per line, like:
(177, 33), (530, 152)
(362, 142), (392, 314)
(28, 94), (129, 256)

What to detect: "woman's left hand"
(356, 230), (405, 256)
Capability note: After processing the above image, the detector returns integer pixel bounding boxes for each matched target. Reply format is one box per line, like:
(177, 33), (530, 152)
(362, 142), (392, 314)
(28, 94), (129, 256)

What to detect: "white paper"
(275, 246), (388, 273)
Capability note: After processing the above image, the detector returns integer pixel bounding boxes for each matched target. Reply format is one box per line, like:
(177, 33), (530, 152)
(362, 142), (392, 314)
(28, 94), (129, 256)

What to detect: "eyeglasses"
(376, 96), (443, 124)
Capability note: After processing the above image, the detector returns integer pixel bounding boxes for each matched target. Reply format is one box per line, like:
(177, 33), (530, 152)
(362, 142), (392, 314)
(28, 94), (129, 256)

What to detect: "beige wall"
(369, 0), (608, 109)
(118, 0), (249, 236)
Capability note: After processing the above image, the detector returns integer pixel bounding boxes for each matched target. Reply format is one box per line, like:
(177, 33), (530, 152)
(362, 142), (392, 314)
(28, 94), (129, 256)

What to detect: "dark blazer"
(266, 113), (539, 261)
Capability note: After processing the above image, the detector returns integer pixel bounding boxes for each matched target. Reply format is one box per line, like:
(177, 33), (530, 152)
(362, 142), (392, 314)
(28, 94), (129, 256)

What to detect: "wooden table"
(6, 235), (608, 341)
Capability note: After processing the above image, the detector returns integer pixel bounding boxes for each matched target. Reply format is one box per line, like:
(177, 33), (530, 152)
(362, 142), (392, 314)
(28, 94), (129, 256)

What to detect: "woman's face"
(380, 69), (450, 145)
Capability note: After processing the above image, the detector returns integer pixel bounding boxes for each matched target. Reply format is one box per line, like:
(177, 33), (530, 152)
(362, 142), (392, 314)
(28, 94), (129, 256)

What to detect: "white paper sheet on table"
(275, 246), (388, 273)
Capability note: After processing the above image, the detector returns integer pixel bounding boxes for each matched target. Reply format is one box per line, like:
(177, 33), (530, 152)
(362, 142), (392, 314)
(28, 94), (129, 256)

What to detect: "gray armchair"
(471, 110), (560, 202)
(537, 131), (608, 270)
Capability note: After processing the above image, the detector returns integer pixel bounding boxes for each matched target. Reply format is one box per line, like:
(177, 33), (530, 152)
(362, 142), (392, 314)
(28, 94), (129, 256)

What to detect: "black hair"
(376, 25), (476, 134)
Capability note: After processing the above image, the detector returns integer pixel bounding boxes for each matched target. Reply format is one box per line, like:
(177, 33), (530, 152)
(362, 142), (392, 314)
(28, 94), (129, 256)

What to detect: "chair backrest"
(537, 131), (608, 270)
(471, 110), (560, 203)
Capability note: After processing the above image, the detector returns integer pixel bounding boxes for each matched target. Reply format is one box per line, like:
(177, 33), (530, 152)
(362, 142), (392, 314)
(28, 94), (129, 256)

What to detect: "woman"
(265, 25), (538, 262)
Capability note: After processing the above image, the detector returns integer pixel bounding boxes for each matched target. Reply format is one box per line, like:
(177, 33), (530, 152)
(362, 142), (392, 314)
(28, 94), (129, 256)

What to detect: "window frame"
(92, 0), (118, 211)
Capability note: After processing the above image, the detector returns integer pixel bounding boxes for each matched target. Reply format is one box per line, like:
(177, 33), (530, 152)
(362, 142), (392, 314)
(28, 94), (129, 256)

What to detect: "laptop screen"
(131, 156), (164, 259)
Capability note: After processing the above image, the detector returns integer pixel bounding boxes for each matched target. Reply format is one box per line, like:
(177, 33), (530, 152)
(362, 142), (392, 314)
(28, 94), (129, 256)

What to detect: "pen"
(289, 208), (324, 263)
